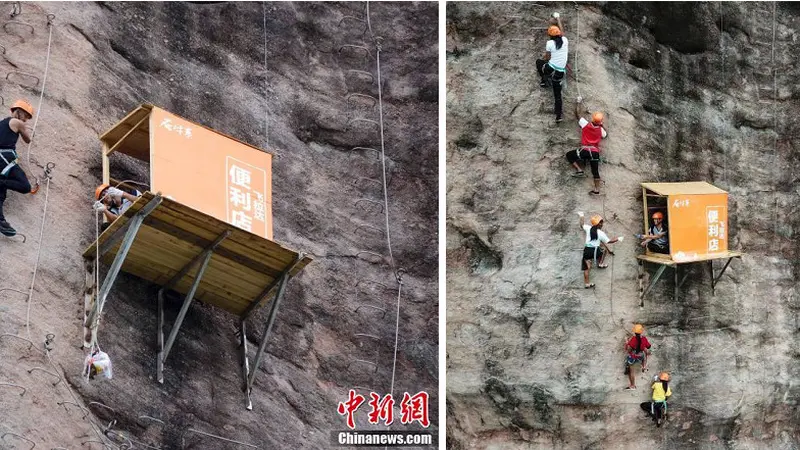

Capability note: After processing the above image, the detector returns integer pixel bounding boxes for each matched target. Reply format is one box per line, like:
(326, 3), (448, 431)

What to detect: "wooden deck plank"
(102, 252), (255, 313)
(143, 214), (285, 279)
(102, 237), (269, 301)
(637, 251), (743, 266)
(122, 221), (274, 290)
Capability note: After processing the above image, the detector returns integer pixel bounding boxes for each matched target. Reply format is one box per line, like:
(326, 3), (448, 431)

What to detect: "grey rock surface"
(0, 2), (437, 448)
(447, 2), (798, 449)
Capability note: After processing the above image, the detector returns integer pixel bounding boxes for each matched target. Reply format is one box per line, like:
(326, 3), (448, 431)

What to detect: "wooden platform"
(637, 251), (743, 267)
(83, 192), (312, 317)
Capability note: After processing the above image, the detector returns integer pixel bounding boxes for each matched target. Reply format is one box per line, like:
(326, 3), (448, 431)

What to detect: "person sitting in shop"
(637, 211), (669, 254)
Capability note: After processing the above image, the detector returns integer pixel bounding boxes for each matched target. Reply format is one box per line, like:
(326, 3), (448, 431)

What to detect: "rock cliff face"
(446, 2), (799, 448)
(0, 2), (437, 448)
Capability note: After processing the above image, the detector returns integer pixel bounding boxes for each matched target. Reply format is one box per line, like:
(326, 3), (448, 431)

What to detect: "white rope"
(268, 2), (269, 150)
(24, 174), (51, 339)
(364, 2), (395, 271)
(364, 3), (405, 440)
(26, 20), (54, 166)
(387, 280), (402, 402)
(573, 4), (581, 98)
(770, 1), (778, 241)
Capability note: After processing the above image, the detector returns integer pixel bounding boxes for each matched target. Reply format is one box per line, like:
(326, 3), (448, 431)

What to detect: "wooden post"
(102, 143), (110, 185)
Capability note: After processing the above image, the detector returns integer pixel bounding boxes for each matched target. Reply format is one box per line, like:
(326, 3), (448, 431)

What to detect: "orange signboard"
(149, 107), (273, 240)
(666, 193), (728, 262)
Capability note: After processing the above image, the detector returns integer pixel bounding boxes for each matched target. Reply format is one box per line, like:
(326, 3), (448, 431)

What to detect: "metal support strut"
(157, 230), (230, 383)
(710, 257), (735, 296)
(86, 195), (162, 329)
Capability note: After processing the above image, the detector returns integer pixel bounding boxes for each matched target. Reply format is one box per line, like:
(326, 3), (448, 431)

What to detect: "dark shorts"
(581, 246), (603, 270)
(647, 241), (669, 254)
(565, 148), (601, 179)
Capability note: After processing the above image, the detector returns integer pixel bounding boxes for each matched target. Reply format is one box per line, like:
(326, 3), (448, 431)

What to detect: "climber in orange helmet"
(0, 100), (38, 237)
(640, 371), (672, 427)
(577, 211), (623, 288)
(93, 183), (142, 231)
(624, 323), (652, 390)
(566, 97), (607, 196)
(637, 211), (669, 254)
(535, 12), (568, 123)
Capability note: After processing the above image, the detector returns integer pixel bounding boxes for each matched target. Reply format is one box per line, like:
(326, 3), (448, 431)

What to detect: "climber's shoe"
(625, 385), (637, 391)
(571, 170), (586, 177)
(29, 182), (40, 195)
(0, 220), (17, 237)
(584, 283), (595, 289)
(589, 190), (602, 196)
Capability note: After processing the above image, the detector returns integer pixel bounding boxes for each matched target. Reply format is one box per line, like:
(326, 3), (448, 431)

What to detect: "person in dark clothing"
(638, 211), (669, 254)
(0, 100), (37, 236)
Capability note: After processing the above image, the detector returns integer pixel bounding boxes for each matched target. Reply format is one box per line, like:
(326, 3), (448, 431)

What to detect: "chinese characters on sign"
(707, 207), (726, 252)
(159, 118), (193, 138)
(337, 390), (430, 430)
(226, 157), (268, 236)
(672, 198), (690, 208)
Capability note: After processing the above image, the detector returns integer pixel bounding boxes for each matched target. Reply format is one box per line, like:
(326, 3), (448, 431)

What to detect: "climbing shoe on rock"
(0, 220), (16, 237)
(571, 170), (586, 177)
(30, 181), (40, 195)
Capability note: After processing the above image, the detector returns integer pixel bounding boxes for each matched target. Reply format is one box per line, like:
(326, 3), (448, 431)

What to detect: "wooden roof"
(99, 104), (272, 163)
(641, 182), (727, 196)
(83, 192), (312, 317)
(100, 104), (153, 162)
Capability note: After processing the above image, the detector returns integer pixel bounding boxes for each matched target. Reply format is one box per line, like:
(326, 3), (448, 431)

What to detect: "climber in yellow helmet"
(624, 323), (652, 390)
(0, 100), (38, 237)
(640, 371), (672, 427)
(577, 212), (623, 288)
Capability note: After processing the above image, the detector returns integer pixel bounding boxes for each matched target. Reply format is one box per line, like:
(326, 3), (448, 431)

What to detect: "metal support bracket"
(639, 264), (667, 301)
(86, 195), (162, 327)
(157, 231), (230, 383)
(346, 69), (374, 84)
(711, 257), (735, 296)
(244, 267), (292, 407)
(338, 44), (372, 59)
(350, 146), (380, 159)
(241, 254), (304, 319)
(5, 70), (39, 87)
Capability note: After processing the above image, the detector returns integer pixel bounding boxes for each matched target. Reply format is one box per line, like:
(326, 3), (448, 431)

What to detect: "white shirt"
(545, 37), (569, 71)
(579, 118), (608, 138)
(583, 224), (609, 248)
(111, 190), (141, 216)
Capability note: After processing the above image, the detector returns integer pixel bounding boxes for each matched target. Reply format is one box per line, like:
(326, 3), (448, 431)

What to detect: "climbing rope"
(364, 3), (407, 436)
(573, 3), (581, 99)
(770, 1), (778, 242)
(26, 15), (54, 166)
(365, 2), (396, 273)
(262, 2), (270, 151)
(87, 179), (150, 352)
(387, 276), (403, 408)
(24, 162), (54, 339)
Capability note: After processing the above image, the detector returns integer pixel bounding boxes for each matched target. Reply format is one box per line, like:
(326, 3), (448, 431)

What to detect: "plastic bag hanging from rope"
(83, 349), (113, 380)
